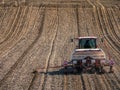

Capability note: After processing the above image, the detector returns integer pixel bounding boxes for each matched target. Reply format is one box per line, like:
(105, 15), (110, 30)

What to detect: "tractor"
(63, 36), (114, 74)
(33, 36), (114, 74)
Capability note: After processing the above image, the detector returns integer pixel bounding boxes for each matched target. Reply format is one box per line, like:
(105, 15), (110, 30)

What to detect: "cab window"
(79, 38), (97, 49)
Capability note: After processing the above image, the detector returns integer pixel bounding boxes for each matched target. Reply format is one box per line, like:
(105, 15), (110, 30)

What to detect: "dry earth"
(0, 0), (120, 90)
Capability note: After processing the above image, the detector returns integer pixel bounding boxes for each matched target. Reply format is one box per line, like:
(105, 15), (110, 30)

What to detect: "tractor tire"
(98, 66), (105, 74)
(90, 68), (96, 74)
(73, 68), (77, 74)
(64, 67), (68, 74)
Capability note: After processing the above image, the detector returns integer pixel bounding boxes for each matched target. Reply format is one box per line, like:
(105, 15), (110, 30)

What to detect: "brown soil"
(0, 0), (120, 90)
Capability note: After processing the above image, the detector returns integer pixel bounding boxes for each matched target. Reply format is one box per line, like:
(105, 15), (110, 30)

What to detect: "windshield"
(79, 38), (97, 49)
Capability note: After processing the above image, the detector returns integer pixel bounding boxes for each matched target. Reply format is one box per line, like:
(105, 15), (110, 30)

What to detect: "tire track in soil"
(0, 7), (22, 57)
(0, 7), (38, 82)
(98, 23), (120, 90)
(56, 7), (79, 90)
(0, 6), (47, 90)
(0, 7), (8, 24)
(0, 7), (17, 42)
(97, 0), (120, 54)
(106, 73), (120, 90)
(102, 8), (120, 50)
(95, 3), (114, 88)
(0, 7), (29, 57)
(0, 7), (29, 56)
(29, 14), (57, 90)
(98, 4), (120, 62)
(0, 6), (30, 54)
(0, 7), (29, 53)
(86, 0), (113, 90)
(83, 2), (90, 36)
(95, 1), (120, 89)
(112, 59), (120, 83)
(110, 8), (120, 38)
(0, 6), (46, 87)
(0, 7), (8, 30)
(75, 6), (80, 37)
(6, 6), (33, 49)
(61, 7), (75, 90)
(38, 8), (66, 90)
(40, 7), (79, 90)
(27, 7), (58, 90)
(111, 7), (120, 32)
(61, 27), (67, 90)
(60, 6), (83, 90)
(91, 8), (111, 90)
(94, 7), (117, 90)
(0, 7), (21, 45)
(0, 7), (12, 42)
(99, 25), (120, 90)
(107, 8), (120, 42)
(102, 8), (120, 76)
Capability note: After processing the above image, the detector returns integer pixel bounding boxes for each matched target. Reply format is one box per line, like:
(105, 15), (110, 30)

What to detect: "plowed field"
(0, 0), (120, 90)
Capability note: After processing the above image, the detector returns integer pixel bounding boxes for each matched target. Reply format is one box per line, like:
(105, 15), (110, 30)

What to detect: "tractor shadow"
(38, 68), (105, 75)
(45, 68), (76, 75)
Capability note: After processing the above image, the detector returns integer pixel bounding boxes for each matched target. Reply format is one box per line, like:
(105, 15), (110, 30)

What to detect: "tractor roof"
(77, 36), (97, 39)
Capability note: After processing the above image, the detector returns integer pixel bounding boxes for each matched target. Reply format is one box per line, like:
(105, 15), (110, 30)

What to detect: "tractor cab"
(78, 37), (97, 49)
(72, 37), (97, 49)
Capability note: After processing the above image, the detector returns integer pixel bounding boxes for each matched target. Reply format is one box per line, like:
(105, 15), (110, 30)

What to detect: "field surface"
(0, 0), (120, 90)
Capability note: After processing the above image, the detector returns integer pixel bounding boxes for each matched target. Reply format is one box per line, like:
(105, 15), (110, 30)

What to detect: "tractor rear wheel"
(98, 66), (105, 74)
